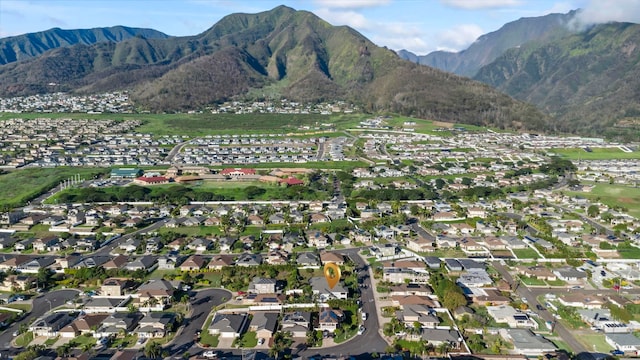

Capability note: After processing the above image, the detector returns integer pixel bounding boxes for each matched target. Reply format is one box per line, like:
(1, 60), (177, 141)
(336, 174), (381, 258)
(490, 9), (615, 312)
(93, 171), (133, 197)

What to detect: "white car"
(203, 350), (217, 359)
(258, 338), (265, 345)
(358, 326), (365, 335)
(361, 312), (368, 321)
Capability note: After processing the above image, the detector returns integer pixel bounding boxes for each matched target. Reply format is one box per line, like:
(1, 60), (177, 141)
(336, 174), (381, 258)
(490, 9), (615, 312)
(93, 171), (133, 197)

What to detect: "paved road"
(166, 139), (193, 163)
(0, 289), (80, 355)
(167, 289), (231, 357)
(94, 218), (167, 256)
(492, 261), (587, 354)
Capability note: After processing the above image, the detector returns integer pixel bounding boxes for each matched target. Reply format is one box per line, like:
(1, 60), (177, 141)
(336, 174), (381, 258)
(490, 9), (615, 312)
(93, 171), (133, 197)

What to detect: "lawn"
(519, 276), (547, 286)
(564, 184), (640, 218)
(158, 226), (223, 237)
(68, 333), (97, 348)
(15, 331), (33, 347)
(578, 333), (613, 353)
(110, 334), (137, 349)
(551, 147), (640, 160)
(234, 331), (258, 348)
(0, 167), (108, 207)
(200, 315), (220, 347)
(513, 248), (540, 259)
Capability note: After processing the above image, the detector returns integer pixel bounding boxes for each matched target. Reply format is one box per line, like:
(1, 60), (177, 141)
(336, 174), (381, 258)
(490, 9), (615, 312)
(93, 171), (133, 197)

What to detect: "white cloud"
(571, 0), (640, 28)
(435, 23), (484, 52)
(440, 0), (522, 9)
(314, 8), (373, 29)
(314, 0), (391, 9)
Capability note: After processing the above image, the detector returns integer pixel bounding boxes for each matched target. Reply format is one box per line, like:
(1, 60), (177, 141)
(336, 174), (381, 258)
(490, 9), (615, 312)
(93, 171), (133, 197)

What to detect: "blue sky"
(1, 0), (639, 54)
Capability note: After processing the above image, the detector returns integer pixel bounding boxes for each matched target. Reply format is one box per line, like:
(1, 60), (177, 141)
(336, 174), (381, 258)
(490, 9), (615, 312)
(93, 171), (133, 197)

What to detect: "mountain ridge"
(0, 26), (170, 65)
(473, 21), (640, 138)
(399, 11), (576, 77)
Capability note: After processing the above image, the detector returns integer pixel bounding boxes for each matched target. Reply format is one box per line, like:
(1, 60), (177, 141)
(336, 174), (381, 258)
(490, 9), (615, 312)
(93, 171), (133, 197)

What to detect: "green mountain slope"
(0, 26), (169, 65)
(0, 6), (548, 131)
(474, 22), (640, 137)
(399, 11), (574, 77)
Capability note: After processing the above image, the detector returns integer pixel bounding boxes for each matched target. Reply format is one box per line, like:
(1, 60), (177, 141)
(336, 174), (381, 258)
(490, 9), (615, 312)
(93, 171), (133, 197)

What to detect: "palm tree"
(144, 341), (163, 359)
(56, 344), (71, 358)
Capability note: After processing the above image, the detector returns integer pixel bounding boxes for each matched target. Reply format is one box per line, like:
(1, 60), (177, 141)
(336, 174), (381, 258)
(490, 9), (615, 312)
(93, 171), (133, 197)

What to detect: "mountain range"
(0, 26), (169, 65)
(0, 6), (545, 132)
(397, 11), (576, 78)
(474, 21), (640, 137)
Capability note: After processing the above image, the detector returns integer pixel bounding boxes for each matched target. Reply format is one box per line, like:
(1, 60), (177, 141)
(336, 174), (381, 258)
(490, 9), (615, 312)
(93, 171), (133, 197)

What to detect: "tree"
(587, 205), (600, 218)
(56, 344), (72, 358)
(144, 341), (163, 359)
(269, 331), (293, 359)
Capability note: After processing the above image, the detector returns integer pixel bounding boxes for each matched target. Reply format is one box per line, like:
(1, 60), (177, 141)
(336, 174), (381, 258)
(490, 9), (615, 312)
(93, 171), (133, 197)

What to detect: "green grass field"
(564, 184), (640, 218)
(0, 167), (108, 208)
(512, 248), (541, 259)
(551, 147), (640, 160)
(578, 334), (613, 353)
(3, 112), (368, 136)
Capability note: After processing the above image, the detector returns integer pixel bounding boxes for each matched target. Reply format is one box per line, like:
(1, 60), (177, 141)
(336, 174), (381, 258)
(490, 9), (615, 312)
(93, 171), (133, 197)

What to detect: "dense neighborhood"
(0, 110), (639, 360)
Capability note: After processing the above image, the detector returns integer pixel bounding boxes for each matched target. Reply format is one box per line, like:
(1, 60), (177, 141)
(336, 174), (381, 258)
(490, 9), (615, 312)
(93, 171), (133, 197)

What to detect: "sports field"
(564, 184), (640, 218)
(551, 147), (640, 160)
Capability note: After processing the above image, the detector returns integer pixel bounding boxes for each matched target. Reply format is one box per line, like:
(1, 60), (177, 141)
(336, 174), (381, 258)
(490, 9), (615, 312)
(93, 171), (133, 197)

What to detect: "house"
(73, 255), (110, 269)
(82, 297), (126, 314)
(307, 231), (330, 248)
(421, 328), (462, 348)
(29, 312), (76, 337)
(296, 252), (320, 267)
(236, 253), (262, 267)
(310, 276), (348, 301)
(18, 257), (56, 273)
(208, 255), (235, 270)
(444, 259), (463, 272)
(606, 333), (640, 353)
(553, 267), (587, 282)
(0, 274), (35, 292)
(265, 251), (288, 265)
(32, 236), (59, 252)
(500, 328), (556, 356)
(102, 255), (129, 270)
(179, 255), (205, 271)
(59, 314), (109, 338)
(249, 277), (277, 294)
(516, 266), (557, 281)
(136, 279), (176, 309)
(218, 237), (237, 252)
(249, 312), (279, 341)
(397, 304), (439, 328)
(101, 278), (127, 297)
(135, 312), (176, 338)
(157, 253), (181, 270)
(407, 237), (435, 253)
(320, 251), (344, 265)
(318, 308), (344, 333)
(389, 283), (433, 297)
(281, 311), (312, 338)
(487, 305), (537, 328)
(187, 238), (213, 252)
(391, 295), (438, 308)
(208, 313), (249, 338)
(95, 313), (142, 338)
(456, 269), (493, 288)
(558, 294), (606, 309)
(424, 257), (441, 270)
(124, 256), (156, 272)
(119, 238), (140, 253)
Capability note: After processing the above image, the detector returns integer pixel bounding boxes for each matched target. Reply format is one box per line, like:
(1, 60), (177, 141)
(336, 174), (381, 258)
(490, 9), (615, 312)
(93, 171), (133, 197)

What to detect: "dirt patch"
(619, 197), (636, 204)
(431, 121), (454, 128)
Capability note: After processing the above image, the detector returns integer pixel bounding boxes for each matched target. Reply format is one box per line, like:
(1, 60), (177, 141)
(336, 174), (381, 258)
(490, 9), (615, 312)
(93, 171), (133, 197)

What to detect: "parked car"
(358, 326), (365, 335)
(258, 338), (265, 345)
(203, 350), (217, 359)
(611, 350), (624, 355)
(361, 312), (368, 321)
